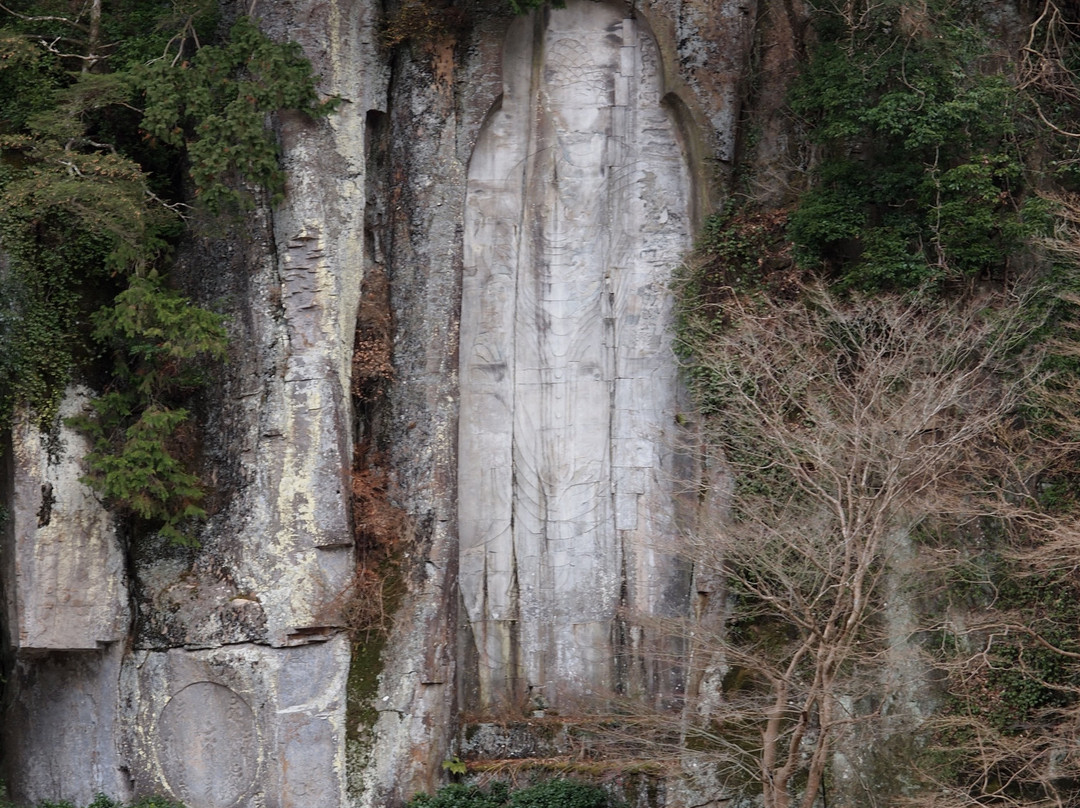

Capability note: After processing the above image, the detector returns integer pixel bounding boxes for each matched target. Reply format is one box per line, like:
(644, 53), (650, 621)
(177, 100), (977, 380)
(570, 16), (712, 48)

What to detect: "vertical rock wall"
(361, 0), (753, 802)
(0, 390), (130, 805)
(1, 0), (758, 805)
(2, 391), (129, 653)
(459, 2), (696, 713)
(109, 1), (386, 805)
(1, 0), (385, 805)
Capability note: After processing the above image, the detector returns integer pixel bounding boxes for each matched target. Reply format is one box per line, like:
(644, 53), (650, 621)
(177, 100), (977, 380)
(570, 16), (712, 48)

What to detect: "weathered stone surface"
(157, 682), (258, 806)
(133, 556), (269, 650)
(2, 0), (762, 804)
(638, 0), (758, 210)
(348, 29), (467, 807)
(459, 0), (696, 713)
(1, 388), (128, 651)
(0, 390), (130, 806)
(354, 0), (743, 801)
(121, 636), (349, 808)
(128, 0), (387, 651)
(195, 0), (383, 649)
(4, 1), (381, 804)
(112, 3), (382, 806)
(459, 722), (576, 760)
(2, 644), (130, 806)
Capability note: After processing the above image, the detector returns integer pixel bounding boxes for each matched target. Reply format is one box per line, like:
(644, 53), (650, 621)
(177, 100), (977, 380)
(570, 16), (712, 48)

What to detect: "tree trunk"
(84, 0), (101, 72)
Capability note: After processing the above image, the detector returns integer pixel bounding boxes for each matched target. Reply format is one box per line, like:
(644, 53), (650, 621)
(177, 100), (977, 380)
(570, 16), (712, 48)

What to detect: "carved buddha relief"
(460, 0), (694, 712)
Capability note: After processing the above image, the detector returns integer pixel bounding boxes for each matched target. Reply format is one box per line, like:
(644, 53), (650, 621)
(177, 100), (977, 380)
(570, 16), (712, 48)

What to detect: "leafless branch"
(0, 1), (88, 31)
(627, 285), (1067, 807)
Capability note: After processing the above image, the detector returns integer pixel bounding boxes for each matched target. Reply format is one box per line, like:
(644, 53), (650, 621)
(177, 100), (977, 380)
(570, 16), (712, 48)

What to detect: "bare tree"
(1019, 0), (1080, 140)
(660, 286), (1049, 808)
(905, 645), (1080, 808)
(900, 330), (1080, 808)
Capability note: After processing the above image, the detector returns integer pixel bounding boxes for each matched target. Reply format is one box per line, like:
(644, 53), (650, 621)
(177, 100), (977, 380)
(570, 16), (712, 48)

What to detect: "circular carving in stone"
(156, 682), (258, 808)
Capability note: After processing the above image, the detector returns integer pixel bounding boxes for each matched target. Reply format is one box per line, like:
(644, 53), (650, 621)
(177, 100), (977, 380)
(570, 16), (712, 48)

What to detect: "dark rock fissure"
(0, 0), (769, 804)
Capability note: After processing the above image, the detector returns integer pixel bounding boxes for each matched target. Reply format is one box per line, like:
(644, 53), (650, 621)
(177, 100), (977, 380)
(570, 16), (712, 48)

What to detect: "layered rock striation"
(0, 0), (755, 806)
(460, 2), (696, 713)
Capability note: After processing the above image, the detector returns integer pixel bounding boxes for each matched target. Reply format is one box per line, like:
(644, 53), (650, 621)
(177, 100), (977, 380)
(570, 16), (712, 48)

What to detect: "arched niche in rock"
(459, 0), (698, 714)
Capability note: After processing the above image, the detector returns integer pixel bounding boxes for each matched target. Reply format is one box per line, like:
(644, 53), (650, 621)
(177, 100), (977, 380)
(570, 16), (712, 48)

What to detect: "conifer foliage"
(0, 1), (333, 543)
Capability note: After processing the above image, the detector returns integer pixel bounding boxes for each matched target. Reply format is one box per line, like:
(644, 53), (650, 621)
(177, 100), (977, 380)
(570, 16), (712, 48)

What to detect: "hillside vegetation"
(3, 1), (1080, 806)
(0, 0), (332, 543)
(673, 1), (1080, 805)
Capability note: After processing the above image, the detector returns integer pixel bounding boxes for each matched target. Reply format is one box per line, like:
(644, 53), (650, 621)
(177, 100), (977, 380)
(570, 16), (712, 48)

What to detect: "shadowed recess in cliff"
(459, 0), (697, 715)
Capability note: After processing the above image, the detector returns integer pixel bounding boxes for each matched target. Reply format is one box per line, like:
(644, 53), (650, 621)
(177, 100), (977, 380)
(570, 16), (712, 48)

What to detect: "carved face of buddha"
(541, 36), (614, 135)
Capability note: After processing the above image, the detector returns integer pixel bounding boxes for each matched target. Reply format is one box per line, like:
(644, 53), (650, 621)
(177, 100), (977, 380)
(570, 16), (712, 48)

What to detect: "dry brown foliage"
(379, 0), (467, 50)
(1040, 191), (1080, 265)
(352, 463), (408, 554)
(333, 563), (397, 638)
(335, 264), (409, 637)
(1020, 1), (1080, 139)
(659, 285), (1068, 808)
(339, 453), (411, 638)
(352, 265), (394, 402)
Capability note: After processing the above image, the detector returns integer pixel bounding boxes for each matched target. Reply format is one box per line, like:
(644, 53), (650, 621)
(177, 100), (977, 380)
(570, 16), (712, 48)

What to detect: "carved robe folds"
(460, 0), (694, 712)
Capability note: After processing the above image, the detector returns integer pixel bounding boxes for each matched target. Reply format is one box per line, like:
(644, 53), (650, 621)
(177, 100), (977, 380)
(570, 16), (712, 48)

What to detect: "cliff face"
(459, 0), (697, 715)
(341, 0), (754, 802)
(0, 0), (766, 806)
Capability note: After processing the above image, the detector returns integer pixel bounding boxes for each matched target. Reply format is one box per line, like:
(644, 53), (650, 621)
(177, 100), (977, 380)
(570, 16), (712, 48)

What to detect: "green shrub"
(33, 794), (186, 808)
(138, 15), (337, 212)
(126, 798), (186, 808)
(509, 780), (617, 808)
(65, 273), (227, 545)
(408, 783), (510, 808)
(408, 780), (622, 808)
(786, 1), (1046, 292)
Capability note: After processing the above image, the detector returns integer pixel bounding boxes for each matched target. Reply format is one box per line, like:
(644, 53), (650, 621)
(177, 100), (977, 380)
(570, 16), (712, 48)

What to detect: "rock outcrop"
(0, 0), (759, 806)
(1, 391), (129, 804)
(2, 0), (384, 804)
(459, 1), (696, 713)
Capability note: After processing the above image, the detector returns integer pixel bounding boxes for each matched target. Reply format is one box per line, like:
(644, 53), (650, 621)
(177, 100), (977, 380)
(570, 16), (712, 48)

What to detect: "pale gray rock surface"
(0, 388), (130, 804)
(109, 1), (380, 805)
(2, 388), (128, 651)
(334, 0), (750, 803)
(120, 636), (349, 808)
(459, 1), (695, 712)
(3, 645), (130, 806)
